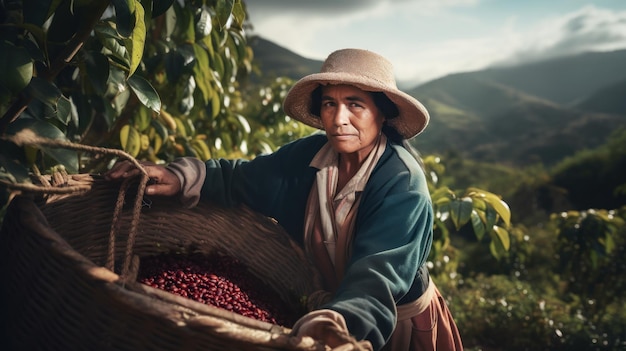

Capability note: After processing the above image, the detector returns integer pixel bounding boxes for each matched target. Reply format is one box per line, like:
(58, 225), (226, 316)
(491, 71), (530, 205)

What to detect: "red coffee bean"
(137, 251), (297, 326)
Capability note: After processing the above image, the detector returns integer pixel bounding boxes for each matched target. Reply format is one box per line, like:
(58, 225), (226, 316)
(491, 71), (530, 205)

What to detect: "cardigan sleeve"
(199, 133), (325, 241)
(320, 146), (434, 350)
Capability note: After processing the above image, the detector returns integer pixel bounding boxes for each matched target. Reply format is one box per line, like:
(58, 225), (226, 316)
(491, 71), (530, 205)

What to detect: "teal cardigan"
(200, 133), (433, 350)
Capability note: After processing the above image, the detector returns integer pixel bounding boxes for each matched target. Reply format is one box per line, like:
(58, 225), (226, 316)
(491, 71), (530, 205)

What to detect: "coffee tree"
(551, 207), (626, 320)
(0, 0), (309, 206)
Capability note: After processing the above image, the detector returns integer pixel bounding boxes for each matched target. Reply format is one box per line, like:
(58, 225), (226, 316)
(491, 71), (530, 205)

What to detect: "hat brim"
(283, 72), (430, 139)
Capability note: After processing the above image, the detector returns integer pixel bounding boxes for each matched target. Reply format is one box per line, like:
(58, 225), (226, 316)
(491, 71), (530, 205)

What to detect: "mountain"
(409, 74), (624, 165)
(575, 79), (626, 115)
(469, 50), (626, 106)
(248, 36), (626, 166)
(248, 36), (323, 82)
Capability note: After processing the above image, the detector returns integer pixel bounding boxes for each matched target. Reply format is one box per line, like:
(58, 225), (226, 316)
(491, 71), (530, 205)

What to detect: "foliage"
(550, 206), (626, 320)
(426, 150), (626, 350)
(450, 274), (582, 351)
(550, 126), (626, 210)
(239, 76), (318, 156)
(423, 155), (512, 261)
(0, 0), (315, 210)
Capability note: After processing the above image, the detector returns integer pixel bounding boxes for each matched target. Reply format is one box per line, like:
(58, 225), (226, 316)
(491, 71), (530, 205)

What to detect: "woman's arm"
(323, 147), (434, 350)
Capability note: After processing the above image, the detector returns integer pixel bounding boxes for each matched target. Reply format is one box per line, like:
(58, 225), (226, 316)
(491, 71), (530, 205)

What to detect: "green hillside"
(576, 78), (626, 115)
(248, 36), (322, 82)
(410, 74), (626, 166)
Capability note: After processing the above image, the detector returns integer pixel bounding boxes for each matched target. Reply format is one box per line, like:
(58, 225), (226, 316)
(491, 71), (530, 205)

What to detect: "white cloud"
(496, 5), (626, 66)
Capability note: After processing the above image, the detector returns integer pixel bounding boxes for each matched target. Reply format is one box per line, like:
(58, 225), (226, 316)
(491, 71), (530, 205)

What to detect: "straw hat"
(283, 48), (430, 139)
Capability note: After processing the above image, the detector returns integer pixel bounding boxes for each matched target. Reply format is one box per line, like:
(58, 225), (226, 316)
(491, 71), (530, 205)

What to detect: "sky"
(244, 0), (626, 87)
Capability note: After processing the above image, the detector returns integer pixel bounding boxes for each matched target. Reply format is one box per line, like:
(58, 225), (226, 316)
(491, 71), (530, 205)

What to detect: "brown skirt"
(383, 282), (464, 351)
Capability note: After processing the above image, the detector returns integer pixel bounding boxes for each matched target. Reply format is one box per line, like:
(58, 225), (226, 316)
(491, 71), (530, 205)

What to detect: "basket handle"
(2, 129), (150, 280)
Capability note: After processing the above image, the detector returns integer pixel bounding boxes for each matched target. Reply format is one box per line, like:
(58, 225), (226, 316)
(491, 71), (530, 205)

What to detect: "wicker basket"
(0, 174), (329, 350)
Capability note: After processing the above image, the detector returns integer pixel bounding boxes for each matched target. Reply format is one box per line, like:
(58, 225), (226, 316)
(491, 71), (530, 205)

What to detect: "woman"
(106, 48), (463, 351)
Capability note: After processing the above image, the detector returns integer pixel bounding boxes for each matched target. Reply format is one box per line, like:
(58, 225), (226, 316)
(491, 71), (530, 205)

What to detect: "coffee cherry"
(138, 252), (296, 326)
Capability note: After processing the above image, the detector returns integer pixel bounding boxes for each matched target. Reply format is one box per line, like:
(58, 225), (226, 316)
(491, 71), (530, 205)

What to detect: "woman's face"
(319, 84), (385, 163)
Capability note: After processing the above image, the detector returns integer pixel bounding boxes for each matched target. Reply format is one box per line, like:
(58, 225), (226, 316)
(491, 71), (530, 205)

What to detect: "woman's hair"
(309, 85), (424, 169)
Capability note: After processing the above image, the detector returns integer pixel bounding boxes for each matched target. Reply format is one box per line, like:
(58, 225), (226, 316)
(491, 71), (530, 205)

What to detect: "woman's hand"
(291, 310), (373, 350)
(104, 160), (182, 197)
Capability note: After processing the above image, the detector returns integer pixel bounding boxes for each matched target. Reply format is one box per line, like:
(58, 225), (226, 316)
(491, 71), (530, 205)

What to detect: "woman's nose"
(333, 105), (350, 125)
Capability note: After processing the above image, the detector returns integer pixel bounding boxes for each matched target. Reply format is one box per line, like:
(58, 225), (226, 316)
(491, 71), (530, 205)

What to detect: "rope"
(3, 129), (150, 279)
(106, 177), (132, 272)
(122, 173), (149, 279)
(0, 180), (92, 194)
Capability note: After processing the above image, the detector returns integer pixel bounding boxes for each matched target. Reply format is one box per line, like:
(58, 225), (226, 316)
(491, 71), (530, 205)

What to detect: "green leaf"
(209, 89), (221, 118)
(470, 211), (486, 241)
(134, 105), (152, 132)
(19, 27), (47, 62)
(120, 124), (142, 157)
(468, 187), (511, 227)
(151, 0), (175, 18)
(173, 116), (187, 137)
(604, 231), (616, 254)
(211, 21), (228, 48)
(235, 114), (251, 134)
(95, 21), (124, 40)
(123, 0), (146, 77)
(484, 206), (498, 231)
(492, 225), (511, 251)
(488, 229), (508, 260)
(195, 6), (212, 39)
(150, 119), (169, 141)
(0, 41), (33, 94)
(98, 27), (130, 70)
(230, 0), (246, 29)
(449, 197), (473, 230)
(184, 116), (195, 136)
(484, 194), (511, 227)
(433, 196), (451, 207)
(178, 76), (196, 114)
(164, 3), (178, 40)
(6, 119), (79, 173)
(471, 197), (487, 211)
(201, 34), (216, 61)
(23, 0), (61, 26)
(164, 48), (191, 83)
(212, 50), (225, 78)
(56, 95), (72, 125)
(1, 86), (11, 117)
(0, 154), (31, 184)
(112, 0), (134, 37)
(215, 0), (235, 29)
(489, 240), (502, 261)
(26, 77), (62, 107)
(45, 0), (79, 43)
(84, 51), (110, 95)
(173, 2), (195, 43)
(127, 74), (161, 113)
(192, 43), (213, 103)
(430, 186), (453, 202)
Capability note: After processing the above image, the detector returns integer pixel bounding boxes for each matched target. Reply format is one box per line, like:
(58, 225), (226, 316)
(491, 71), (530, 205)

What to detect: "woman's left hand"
(291, 310), (373, 350)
